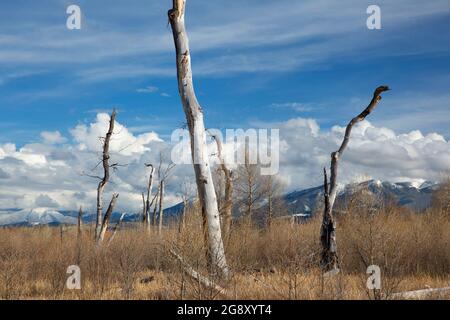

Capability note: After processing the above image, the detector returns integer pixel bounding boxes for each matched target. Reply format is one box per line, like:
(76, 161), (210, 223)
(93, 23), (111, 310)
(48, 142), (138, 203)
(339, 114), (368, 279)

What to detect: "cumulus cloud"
(40, 131), (67, 144)
(275, 118), (450, 189)
(70, 113), (161, 156)
(0, 114), (448, 214)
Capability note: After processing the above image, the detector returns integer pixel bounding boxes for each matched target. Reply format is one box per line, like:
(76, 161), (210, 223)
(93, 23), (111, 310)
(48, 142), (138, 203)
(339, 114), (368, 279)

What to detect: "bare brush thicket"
(0, 181), (449, 300)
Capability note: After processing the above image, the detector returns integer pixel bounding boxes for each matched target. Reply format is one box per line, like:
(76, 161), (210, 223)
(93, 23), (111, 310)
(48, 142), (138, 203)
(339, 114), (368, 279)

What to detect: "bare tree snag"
(77, 206), (83, 240)
(158, 180), (165, 235)
(95, 109), (116, 240)
(390, 286), (450, 300)
(144, 163), (155, 230)
(141, 192), (147, 222)
(168, 0), (230, 279)
(152, 186), (159, 226)
(97, 193), (119, 244)
(169, 249), (227, 296)
(211, 134), (233, 242)
(321, 86), (390, 272)
(108, 212), (126, 245)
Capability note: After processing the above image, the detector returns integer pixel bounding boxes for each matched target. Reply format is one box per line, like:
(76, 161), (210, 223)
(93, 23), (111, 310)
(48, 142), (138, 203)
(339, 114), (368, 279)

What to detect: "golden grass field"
(1, 190), (449, 300)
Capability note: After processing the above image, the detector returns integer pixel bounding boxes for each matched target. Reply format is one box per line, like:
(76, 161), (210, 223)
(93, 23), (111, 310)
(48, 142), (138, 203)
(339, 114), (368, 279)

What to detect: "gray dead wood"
(211, 134), (233, 241)
(321, 86), (390, 273)
(168, 0), (229, 279)
(97, 193), (119, 244)
(95, 110), (116, 240)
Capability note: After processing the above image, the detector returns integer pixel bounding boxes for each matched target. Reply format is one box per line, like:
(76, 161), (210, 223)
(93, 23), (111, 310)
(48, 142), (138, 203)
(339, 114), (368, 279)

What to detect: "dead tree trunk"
(77, 206), (83, 240)
(108, 212), (126, 245)
(321, 86), (390, 273)
(158, 180), (165, 235)
(145, 164), (155, 231)
(95, 110), (116, 240)
(97, 193), (119, 244)
(152, 186), (159, 226)
(168, 0), (229, 279)
(211, 134), (233, 242)
(141, 192), (146, 222)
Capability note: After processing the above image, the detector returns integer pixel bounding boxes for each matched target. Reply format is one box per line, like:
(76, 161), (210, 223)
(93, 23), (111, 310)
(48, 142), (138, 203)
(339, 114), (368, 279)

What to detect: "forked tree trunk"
(321, 86), (390, 273)
(97, 193), (119, 244)
(168, 0), (229, 279)
(95, 110), (116, 240)
(145, 164), (155, 231)
(211, 134), (233, 242)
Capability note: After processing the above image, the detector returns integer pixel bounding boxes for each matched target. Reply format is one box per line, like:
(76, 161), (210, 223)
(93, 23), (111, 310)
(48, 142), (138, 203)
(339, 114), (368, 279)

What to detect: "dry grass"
(0, 196), (449, 300)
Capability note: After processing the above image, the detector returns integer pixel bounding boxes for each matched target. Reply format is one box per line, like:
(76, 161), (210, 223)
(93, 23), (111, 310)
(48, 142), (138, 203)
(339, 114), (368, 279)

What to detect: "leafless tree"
(321, 86), (390, 273)
(168, 0), (229, 279)
(93, 110), (119, 241)
(77, 206), (83, 240)
(143, 163), (155, 231)
(179, 179), (196, 232)
(211, 134), (233, 241)
(261, 174), (285, 227)
(234, 144), (263, 222)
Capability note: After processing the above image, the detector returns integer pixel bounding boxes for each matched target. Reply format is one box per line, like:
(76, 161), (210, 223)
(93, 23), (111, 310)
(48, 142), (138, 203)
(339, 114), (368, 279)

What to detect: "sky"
(0, 0), (449, 212)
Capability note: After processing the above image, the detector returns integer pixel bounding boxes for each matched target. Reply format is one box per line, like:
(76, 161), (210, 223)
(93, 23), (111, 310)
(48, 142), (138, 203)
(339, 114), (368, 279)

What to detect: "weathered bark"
(390, 286), (450, 300)
(211, 134), (233, 241)
(141, 192), (146, 222)
(97, 193), (119, 244)
(95, 110), (116, 240)
(77, 206), (83, 240)
(168, 0), (229, 279)
(144, 164), (155, 230)
(152, 186), (159, 226)
(321, 86), (390, 272)
(169, 249), (227, 296)
(158, 180), (165, 235)
(108, 212), (126, 245)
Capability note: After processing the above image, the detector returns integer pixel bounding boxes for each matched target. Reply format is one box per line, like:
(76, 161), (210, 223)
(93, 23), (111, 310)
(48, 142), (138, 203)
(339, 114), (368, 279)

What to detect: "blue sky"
(0, 0), (449, 211)
(1, 0), (450, 144)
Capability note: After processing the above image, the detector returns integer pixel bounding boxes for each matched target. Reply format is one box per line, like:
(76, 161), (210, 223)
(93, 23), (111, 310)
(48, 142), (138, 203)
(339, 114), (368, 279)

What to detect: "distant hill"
(0, 180), (439, 227)
(281, 180), (438, 217)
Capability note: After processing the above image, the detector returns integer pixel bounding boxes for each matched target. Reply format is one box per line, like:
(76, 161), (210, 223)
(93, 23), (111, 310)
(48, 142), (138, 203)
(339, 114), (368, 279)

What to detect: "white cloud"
(275, 118), (450, 189)
(136, 86), (159, 93)
(0, 114), (448, 214)
(272, 102), (312, 112)
(70, 113), (162, 156)
(40, 131), (67, 144)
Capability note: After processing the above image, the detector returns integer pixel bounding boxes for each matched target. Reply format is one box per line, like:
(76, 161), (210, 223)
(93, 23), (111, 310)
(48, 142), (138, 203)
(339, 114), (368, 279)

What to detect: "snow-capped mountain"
(282, 180), (439, 217)
(0, 208), (78, 226)
(0, 180), (440, 227)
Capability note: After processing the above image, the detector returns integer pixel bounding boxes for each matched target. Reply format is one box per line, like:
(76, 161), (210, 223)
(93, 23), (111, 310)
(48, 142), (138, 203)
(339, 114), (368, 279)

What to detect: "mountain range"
(0, 180), (439, 227)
